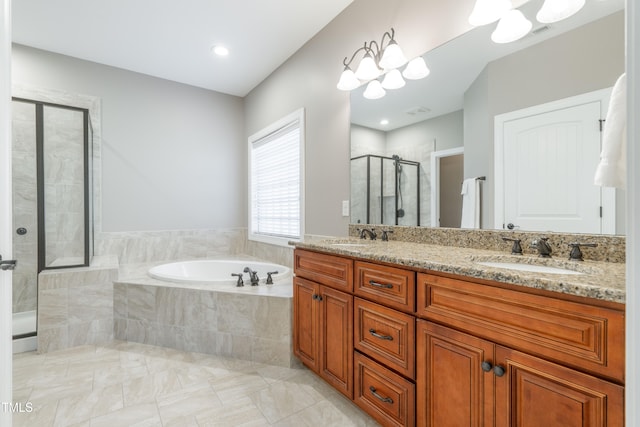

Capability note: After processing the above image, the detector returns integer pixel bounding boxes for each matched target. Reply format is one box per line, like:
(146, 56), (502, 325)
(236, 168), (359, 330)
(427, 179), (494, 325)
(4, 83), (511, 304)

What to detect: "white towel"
(460, 177), (480, 229)
(594, 73), (626, 188)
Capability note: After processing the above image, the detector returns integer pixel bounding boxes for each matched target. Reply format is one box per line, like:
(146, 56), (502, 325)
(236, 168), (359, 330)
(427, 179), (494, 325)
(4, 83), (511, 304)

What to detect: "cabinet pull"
(481, 361), (493, 372)
(369, 328), (393, 341)
(493, 365), (506, 377)
(312, 294), (323, 301)
(369, 280), (393, 289)
(369, 386), (394, 404)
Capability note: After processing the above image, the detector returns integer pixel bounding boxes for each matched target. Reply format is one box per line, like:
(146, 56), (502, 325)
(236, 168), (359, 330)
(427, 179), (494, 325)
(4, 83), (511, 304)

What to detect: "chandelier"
(336, 28), (430, 100)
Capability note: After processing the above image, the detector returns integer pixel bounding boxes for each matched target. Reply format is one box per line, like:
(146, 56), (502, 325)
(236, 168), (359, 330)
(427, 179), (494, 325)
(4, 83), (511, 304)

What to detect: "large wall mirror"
(350, 0), (624, 235)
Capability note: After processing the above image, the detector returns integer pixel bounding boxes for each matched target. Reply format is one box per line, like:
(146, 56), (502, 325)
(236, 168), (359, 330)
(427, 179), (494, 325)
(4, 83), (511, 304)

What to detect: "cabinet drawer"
(294, 249), (353, 292)
(354, 352), (415, 427)
(355, 298), (416, 378)
(417, 273), (625, 383)
(355, 261), (415, 313)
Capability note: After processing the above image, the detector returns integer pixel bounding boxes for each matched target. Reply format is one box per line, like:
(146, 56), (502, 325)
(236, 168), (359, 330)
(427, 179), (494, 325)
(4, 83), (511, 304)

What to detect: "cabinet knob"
(481, 361), (493, 372)
(493, 365), (506, 377)
(312, 294), (323, 301)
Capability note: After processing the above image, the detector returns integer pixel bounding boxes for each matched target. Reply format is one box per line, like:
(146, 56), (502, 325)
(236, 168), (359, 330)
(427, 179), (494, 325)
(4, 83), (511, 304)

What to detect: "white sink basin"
(476, 261), (583, 275)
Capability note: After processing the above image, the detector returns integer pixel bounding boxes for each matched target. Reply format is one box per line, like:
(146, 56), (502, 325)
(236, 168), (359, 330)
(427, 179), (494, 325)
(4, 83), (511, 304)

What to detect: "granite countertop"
(293, 238), (626, 304)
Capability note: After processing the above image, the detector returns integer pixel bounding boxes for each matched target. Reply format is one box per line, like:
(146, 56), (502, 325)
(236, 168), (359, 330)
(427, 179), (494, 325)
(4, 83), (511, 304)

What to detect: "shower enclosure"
(11, 98), (93, 351)
(351, 154), (420, 226)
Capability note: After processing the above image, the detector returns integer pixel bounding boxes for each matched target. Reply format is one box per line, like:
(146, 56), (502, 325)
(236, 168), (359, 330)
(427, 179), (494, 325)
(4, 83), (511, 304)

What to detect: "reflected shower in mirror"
(350, 0), (624, 234)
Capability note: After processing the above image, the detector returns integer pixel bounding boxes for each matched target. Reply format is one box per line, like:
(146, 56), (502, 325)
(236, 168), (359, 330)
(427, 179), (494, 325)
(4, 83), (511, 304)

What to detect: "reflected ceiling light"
(211, 45), (229, 56)
(468, 0), (512, 26)
(536, 0), (585, 23)
(381, 69), (406, 89)
(337, 28), (429, 98)
(363, 80), (386, 100)
(402, 57), (430, 80)
(491, 9), (532, 43)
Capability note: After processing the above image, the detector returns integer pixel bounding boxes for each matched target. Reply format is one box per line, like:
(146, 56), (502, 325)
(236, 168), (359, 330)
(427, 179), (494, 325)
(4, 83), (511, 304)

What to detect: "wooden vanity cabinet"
(416, 273), (625, 427)
(417, 321), (623, 427)
(293, 251), (354, 399)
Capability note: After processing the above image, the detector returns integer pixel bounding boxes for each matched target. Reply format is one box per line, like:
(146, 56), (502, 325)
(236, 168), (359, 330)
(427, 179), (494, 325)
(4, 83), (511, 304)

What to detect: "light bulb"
(337, 67), (360, 91)
(379, 41), (408, 70)
(402, 57), (430, 80)
(491, 9), (532, 44)
(536, 0), (585, 23)
(354, 53), (381, 81)
(381, 69), (406, 90)
(363, 80), (386, 100)
(468, 0), (512, 26)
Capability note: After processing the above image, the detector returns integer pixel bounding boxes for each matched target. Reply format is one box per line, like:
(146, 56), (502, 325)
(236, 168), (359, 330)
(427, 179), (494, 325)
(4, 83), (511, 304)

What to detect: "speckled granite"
(348, 225), (625, 263)
(293, 238), (625, 304)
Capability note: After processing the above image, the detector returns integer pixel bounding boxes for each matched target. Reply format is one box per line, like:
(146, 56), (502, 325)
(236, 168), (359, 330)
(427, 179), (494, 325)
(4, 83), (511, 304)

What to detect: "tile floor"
(12, 341), (379, 426)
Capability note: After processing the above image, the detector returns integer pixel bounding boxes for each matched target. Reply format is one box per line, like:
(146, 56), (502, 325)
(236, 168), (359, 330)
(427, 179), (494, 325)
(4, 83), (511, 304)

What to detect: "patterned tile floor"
(12, 341), (378, 426)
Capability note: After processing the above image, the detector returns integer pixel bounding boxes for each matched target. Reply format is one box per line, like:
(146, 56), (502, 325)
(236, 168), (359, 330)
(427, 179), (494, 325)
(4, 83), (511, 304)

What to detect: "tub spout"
(243, 267), (260, 286)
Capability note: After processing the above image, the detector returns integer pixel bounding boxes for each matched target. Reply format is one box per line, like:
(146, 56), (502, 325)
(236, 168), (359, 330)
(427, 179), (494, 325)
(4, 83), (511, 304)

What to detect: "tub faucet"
(243, 267), (260, 286)
(530, 237), (552, 258)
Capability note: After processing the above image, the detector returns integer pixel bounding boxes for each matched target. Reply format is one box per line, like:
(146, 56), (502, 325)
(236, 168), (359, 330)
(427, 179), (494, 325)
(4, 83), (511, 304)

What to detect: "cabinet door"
(293, 277), (319, 371)
(417, 320), (495, 427)
(319, 285), (354, 399)
(495, 346), (624, 427)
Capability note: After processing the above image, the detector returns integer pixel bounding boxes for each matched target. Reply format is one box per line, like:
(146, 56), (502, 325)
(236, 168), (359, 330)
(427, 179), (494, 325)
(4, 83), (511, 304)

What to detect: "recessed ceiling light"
(380, 119), (389, 125)
(211, 45), (229, 57)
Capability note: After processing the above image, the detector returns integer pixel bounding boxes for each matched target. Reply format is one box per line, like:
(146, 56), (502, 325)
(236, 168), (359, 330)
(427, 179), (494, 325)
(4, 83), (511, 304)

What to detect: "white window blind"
(250, 112), (303, 243)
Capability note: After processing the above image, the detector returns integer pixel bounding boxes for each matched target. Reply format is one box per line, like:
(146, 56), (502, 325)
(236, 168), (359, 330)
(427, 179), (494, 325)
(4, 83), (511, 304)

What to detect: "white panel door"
(502, 101), (603, 233)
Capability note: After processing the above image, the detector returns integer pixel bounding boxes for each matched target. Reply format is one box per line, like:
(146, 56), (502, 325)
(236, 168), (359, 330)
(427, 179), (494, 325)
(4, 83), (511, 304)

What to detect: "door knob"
(16, 227), (27, 235)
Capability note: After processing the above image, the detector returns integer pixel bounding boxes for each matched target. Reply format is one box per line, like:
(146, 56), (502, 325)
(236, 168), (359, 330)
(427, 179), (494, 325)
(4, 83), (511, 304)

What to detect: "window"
(248, 109), (304, 246)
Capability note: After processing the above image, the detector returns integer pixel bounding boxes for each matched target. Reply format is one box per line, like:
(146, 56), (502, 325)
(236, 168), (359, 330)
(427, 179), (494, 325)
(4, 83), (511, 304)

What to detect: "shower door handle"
(0, 255), (17, 271)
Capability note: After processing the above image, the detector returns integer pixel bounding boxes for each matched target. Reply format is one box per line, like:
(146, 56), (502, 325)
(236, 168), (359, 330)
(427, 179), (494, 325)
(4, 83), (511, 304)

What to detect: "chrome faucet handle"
(501, 237), (522, 255)
(568, 243), (598, 261)
(231, 273), (244, 287)
(266, 271), (278, 285)
(381, 230), (393, 241)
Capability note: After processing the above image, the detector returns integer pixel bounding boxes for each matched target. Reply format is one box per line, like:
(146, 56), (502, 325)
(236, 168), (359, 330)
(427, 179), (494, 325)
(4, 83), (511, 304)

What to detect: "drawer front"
(416, 273), (625, 383)
(355, 261), (415, 313)
(294, 249), (353, 292)
(354, 352), (415, 427)
(355, 298), (416, 378)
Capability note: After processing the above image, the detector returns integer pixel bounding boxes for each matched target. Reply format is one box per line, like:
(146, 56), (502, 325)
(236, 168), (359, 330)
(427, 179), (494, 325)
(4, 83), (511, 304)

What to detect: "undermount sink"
(476, 261), (583, 275)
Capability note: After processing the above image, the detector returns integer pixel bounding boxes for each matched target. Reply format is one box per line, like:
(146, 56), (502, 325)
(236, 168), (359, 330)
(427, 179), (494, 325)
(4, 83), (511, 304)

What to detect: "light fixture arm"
(343, 43), (375, 68)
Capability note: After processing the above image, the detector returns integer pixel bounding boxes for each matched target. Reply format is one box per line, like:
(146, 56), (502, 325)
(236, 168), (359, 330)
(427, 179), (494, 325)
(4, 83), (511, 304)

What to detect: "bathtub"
(148, 259), (291, 287)
(114, 258), (294, 367)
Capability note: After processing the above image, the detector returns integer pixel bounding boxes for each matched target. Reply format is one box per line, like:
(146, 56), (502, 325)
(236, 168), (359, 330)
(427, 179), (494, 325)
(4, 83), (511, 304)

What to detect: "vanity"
(292, 228), (625, 427)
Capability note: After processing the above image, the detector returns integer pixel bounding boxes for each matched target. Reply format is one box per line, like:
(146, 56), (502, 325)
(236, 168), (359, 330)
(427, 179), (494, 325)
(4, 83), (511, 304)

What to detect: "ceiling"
(12, 0), (353, 97)
(350, 0), (625, 131)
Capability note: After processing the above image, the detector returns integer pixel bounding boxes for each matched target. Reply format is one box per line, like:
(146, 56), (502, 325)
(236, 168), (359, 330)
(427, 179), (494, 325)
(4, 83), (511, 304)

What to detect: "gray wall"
(244, 0), (476, 237)
(12, 44), (245, 232)
(464, 11), (625, 230)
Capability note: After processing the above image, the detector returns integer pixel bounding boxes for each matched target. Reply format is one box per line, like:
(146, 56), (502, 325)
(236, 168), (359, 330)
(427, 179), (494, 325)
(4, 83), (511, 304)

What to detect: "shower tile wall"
(12, 101), (38, 314)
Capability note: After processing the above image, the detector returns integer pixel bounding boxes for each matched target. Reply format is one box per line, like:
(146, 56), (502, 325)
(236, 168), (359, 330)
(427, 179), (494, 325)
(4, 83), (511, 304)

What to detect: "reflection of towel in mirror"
(594, 73), (626, 188)
(460, 178), (480, 229)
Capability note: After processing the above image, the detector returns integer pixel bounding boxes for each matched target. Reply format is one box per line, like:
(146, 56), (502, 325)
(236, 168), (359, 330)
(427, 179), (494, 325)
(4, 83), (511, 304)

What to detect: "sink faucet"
(530, 237), (552, 258)
(358, 228), (377, 240)
(243, 267), (260, 286)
